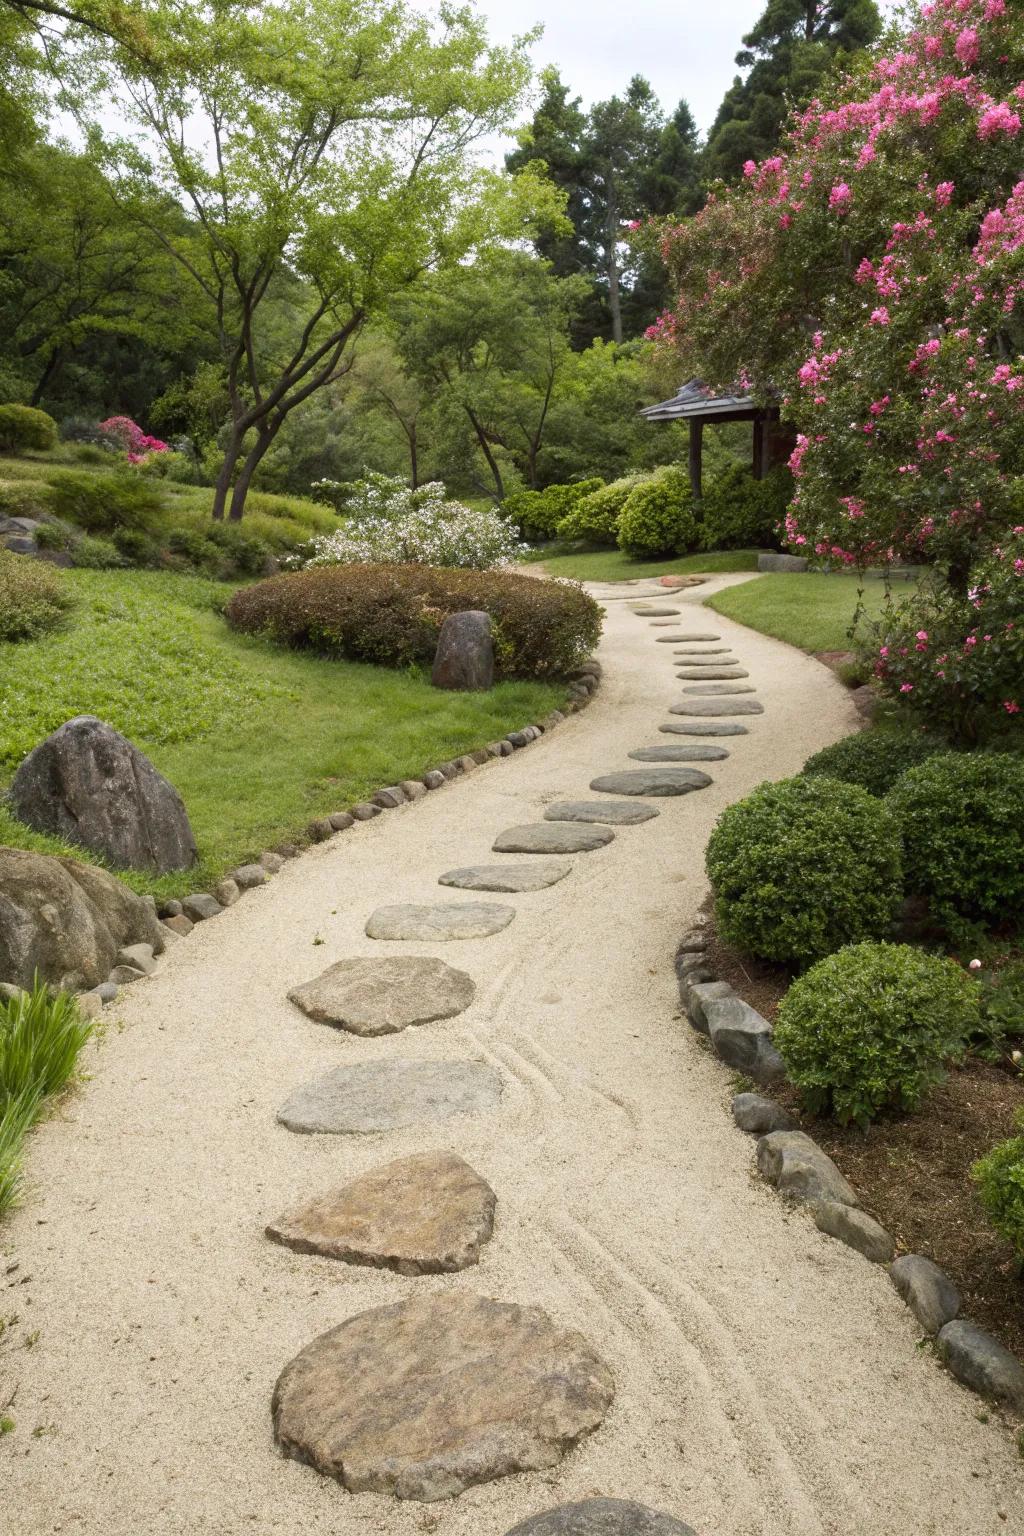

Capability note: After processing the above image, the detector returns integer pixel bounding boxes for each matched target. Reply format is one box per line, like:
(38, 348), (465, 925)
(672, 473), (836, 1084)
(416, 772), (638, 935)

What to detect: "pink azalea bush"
(98, 415), (170, 465)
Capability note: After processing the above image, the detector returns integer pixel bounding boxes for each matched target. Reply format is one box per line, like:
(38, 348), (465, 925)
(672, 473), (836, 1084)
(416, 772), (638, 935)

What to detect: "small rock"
(677, 926), (709, 953)
(76, 991), (104, 1021)
(732, 1093), (795, 1134)
(162, 914), (193, 938)
(307, 817), (334, 841)
(486, 741), (504, 757)
(889, 1255), (960, 1335)
(507, 730), (531, 748)
(374, 786), (406, 809)
(350, 803), (381, 821)
(231, 863), (269, 889)
(810, 1200), (895, 1263)
(94, 981), (118, 1003)
(457, 755), (478, 774)
(326, 812), (353, 832)
(937, 1320), (1024, 1409)
(704, 996), (785, 1084)
(366, 902), (516, 942)
(471, 748), (491, 765)
(674, 950), (709, 978)
(157, 898), (183, 919)
(431, 610), (495, 691)
(757, 1131), (859, 1207)
(437, 761), (460, 779)
(542, 711), (565, 730)
(274, 842), (299, 858)
(505, 1500), (697, 1535)
(686, 979), (735, 1033)
(214, 878), (240, 907)
(115, 943), (156, 975)
(260, 851), (285, 872)
(422, 770), (447, 790)
(399, 780), (427, 801)
(495, 740), (514, 756)
(181, 893), (223, 923)
(107, 964), (147, 986)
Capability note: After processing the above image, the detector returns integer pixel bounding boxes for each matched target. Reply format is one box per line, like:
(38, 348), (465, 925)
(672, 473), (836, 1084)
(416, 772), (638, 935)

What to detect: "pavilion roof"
(640, 378), (776, 424)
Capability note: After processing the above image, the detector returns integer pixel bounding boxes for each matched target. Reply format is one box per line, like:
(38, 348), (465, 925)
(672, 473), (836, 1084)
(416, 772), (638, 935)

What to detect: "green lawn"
(523, 545), (761, 583)
(0, 570), (567, 900)
(704, 571), (910, 653)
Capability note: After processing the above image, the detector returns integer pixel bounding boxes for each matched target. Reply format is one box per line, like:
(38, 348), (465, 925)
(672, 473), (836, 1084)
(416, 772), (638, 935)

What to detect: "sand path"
(5, 575), (1024, 1536)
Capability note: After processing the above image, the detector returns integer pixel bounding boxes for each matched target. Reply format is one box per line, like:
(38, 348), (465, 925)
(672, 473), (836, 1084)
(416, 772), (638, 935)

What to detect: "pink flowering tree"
(98, 415), (169, 465)
(653, 0), (1024, 598)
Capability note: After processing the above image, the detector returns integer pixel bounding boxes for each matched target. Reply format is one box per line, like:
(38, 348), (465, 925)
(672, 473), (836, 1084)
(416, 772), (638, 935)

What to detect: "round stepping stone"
(656, 633), (719, 642)
(669, 697), (764, 717)
(493, 823), (614, 854)
(671, 652), (738, 665)
(675, 646), (732, 654)
(265, 1151), (496, 1274)
(544, 800), (659, 826)
(589, 767), (712, 797)
(439, 862), (572, 893)
(676, 667), (749, 680)
(629, 744), (728, 762)
(682, 683), (756, 695)
(272, 1292), (614, 1500)
(288, 956), (474, 1036)
(278, 1058), (502, 1134)
(365, 902), (515, 941)
(506, 1500), (697, 1535)
(660, 720), (749, 736)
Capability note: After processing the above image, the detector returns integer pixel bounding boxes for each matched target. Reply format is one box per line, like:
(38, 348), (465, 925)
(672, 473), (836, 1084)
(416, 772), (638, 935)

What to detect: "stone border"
(58, 660), (602, 1018)
(674, 924), (1024, 1415)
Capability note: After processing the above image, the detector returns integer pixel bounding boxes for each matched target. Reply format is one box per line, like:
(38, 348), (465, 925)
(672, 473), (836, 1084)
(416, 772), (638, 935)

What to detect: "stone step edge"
(672, 928), (1024, 1415)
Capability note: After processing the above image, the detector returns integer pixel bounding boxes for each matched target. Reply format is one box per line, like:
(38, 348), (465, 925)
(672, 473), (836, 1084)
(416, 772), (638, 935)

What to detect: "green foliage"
(0, 404), (57, 455)
(706, 571), (901, 653)
(531, 546), (760, 582)
(0, 479), (53, 519)
(505, 479), (604, 540)
(973, 1113), (1024, 1259)
(48, 469), (163, 534)
(706, 774), (902, 968)
(556, 474), (640, 544)
(886, 754), (1024, 937)
(226, 562), (602, 679)
(774, 941), (976, 1128)
(0, 548), (75, 641)
(69, 534), (126, 569)
(701, 463), (791, 550)
(618, 467), (699, 556)
(802, 729), (945, 798)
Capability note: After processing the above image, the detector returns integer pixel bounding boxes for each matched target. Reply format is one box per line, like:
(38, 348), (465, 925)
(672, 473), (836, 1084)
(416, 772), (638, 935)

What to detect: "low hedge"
(225, 562), (603, 677)
(0, 547), (76, 641)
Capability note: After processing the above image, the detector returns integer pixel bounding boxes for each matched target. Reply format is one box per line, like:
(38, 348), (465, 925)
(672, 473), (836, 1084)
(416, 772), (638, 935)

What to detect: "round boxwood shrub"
(774, 942), (977, 1127)
(226, 561), (602, 677)
(0, 403), (58, 455)
(705, 775), (902, 969)
(973, 1116), (1024, 1259)
(700, 463), (792, 551)
(885, 753), (1024, 935)
(617, 468), (699, 558)
(556, 475), (640, 545)
(0, 547), (76, 641)
(802, 730), (945, 798)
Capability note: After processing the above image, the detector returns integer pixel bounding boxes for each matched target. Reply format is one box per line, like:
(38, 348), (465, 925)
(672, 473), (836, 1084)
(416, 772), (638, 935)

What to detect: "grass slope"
(523, 546), (760, 583)
(704, 572), (906, 653)
(0, 570), (566, 900)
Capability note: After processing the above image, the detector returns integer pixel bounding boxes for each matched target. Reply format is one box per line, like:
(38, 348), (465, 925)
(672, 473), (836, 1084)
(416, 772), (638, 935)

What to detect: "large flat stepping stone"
(271, 1292), (614, 1500)
(682, 683), (755, 695)
(629, 744), (728, 762)
(506, 1500), (697, 1535)
(439, 862), (571, 892)
(676, 667), (749, 680)
(266, 1151), (496, 1274)
(656, 633), (720, 642)
(660, 720), (749, 736)
(493, 823), (614, 854)
(544, 800), (659, 826)
(589, 767), (712, 797)
(366, 902), (514, 941)
(675, 646), (732, 654)
(288, 957), (474, 1036)
(278, 1059), (502, 1134)
(672, 652), (738, 665)
(669, 697), (764, 717)
(631, 606), (680, 616)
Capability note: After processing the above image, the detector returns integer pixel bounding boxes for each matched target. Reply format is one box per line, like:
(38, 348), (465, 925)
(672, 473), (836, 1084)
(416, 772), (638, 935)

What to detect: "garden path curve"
(7, 574), (1024, 1536)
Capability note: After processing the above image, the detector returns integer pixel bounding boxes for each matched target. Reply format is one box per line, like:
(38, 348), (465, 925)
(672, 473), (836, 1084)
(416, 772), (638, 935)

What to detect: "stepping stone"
(669, 698), (764, 717)
(656, 633), (719, 642)
(544, 800), (659, 826)
(288, 956), (475, 1036)
(506, 1500), (697, 1535)
(650, 620), (678, 627)
(631, 606), (679, 616)
(672, 653), (738, 665)
(439, 862), (572, 893)
(676, 667), (749, 680)
(589, 767), (712, 797)
(675, 646), (732, 654)
(272, 1292), (614, 1500)
(493, 823), (614, 854)
(682, 683), (756, 695)
(629, 745), (728, 762)
(365, 902), (515, 941)
(278, 1058), (502, 1134)
(660, 720), (749, 736)
(266, 1151), (496, 1274)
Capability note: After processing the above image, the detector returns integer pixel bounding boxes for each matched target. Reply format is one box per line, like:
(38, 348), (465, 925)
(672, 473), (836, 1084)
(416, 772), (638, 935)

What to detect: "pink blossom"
(978, 103), (1022, 141)
(829, 182), (853, 212)
(870, 307), (891, 326)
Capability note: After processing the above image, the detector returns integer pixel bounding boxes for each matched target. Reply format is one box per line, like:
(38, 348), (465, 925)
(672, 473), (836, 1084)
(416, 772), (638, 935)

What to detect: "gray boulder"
(732, 1093), (795, 1134)
(0, 845), (164, 992)
(937, 1320), (1024, 1409)
(756, 1130), (859, 1207)
(505, 1500), (697, 1535)
(704, 995), (786, 1083)
(809, 1200), (894, 1263)
(10, 716), (197, 873)
(757, 552), (809, 573)
(889, 1254), (960, 1335)
(685, 979), (734, 1033)
(431, 610), (494, 691)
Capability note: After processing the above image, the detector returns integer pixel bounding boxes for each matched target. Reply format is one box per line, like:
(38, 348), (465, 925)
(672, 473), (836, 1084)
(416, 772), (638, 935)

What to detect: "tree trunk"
(688, 419), (704, 502)
(228, 427), (277, 521)
(606, 190), (623, 345)
(211, 432), (245, 521)
(31, 348), (63, 407)
(465, 407), (505, 501)
(409, 423), (418, 490)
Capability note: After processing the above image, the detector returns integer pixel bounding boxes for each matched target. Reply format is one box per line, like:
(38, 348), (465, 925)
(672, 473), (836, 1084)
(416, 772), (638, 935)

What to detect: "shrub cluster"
(774, 942), (977, 1128)
(0, 404), (58, 455)
(0, 548), (76, 642)
(505, 479), (604, 540)
(300, 477), (525, 570)
(48, 469), (164, 534)
(555, 476), (640, 545)
(973, 1115), (1024, 1261)
(705, 775), (902, 969)
(618, 467), (699, 557)
(226, 561), (602, 677)
(700, 464), (791, 551)
(802, 730), (945, 798)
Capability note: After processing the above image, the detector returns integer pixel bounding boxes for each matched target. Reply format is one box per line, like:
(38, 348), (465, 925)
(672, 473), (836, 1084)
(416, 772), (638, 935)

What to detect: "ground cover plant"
(0, 569), (568, 900)
(0, 549), (76, 642)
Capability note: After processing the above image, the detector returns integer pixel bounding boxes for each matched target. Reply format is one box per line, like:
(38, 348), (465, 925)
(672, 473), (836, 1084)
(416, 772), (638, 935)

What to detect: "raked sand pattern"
(6, 572), (1024, 1535)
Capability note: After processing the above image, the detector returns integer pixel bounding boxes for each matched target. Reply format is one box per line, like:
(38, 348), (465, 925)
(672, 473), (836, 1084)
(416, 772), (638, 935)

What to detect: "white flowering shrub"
(300, 474), (526, 570)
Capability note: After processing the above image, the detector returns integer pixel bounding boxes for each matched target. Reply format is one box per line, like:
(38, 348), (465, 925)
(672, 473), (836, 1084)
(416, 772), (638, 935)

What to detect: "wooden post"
(752, 416), (767, 480)
(688, 418), (704, 502)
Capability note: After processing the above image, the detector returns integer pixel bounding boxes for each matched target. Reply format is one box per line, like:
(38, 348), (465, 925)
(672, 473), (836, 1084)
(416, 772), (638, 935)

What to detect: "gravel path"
(5, 574), (1024, 1536)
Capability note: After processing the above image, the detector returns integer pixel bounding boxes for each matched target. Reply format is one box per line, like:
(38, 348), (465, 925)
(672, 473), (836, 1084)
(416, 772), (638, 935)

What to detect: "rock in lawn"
(889, 1255), (960, 1335)
(10, 715), (197, 873)
(400, 780), (427, 801)
(278, 1059), (502, 1135)
(271, 1292), (613, 1500)
(505, 1500), (697, 1535)
(809, 1200), (895, 1263)
(431, 610), (495, 692)
(937, 1320), (1024, 1409)
(288, 956), (475, 1036)
(213, 878), (240, 907)
(756, 1131), (859, 1207)
(266, 1151), (496, 1274)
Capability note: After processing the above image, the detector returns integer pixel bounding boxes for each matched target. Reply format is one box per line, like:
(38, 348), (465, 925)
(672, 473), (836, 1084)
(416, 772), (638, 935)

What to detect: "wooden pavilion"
(640, 378), (788, 500)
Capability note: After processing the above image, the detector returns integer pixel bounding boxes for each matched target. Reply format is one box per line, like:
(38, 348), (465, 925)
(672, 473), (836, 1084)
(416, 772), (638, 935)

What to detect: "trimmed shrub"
(0, 404), (58, 455)
(700, 463), (792, 551)
(556, 475), (641, 545)
(0, 548), (76, 641)
(705, 775), (902, 969)
(973, 1116), (1024, 1259)
(617, 468), (699, 557)
(48, 469), (164, 534)
(226, 561), (602, 678)
(802, 729), (945, 798)
(70, 534), (127, 569)
(775, 942), (977, 1127)
(0, 479), (53, 520)
(886, 754), (1024, 936)
(505, 479), (604, 541)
